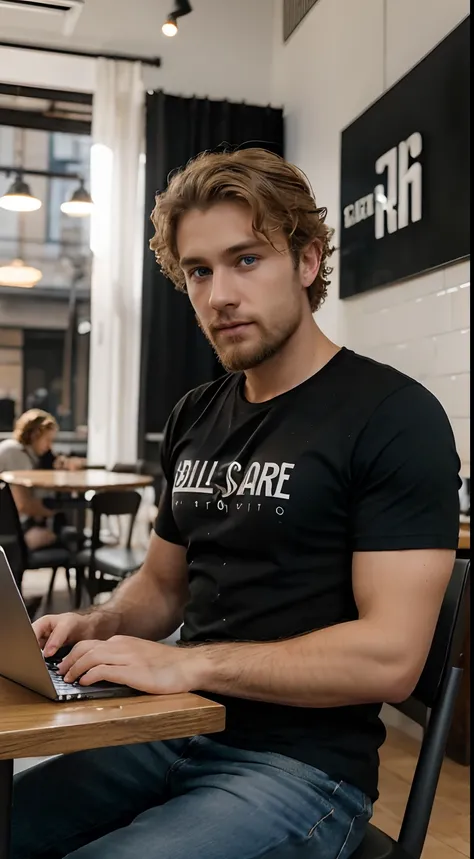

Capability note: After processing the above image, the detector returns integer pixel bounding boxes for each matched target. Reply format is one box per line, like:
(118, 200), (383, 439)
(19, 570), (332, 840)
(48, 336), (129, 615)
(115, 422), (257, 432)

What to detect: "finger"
(79, 665), (133, 688)
(42, 623), (72, 657)
(63, 644), (122, 683)
(32, 618), (53, 650)
(58, 640), (100, 676)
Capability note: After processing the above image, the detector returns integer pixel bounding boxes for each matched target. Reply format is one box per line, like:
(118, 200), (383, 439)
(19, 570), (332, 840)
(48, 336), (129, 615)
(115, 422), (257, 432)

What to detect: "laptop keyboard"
(47, 664), (87, 701)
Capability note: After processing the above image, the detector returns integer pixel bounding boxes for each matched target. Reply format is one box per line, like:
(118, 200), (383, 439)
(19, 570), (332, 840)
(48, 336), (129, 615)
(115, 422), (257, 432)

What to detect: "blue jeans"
(11, 736), (372, 859)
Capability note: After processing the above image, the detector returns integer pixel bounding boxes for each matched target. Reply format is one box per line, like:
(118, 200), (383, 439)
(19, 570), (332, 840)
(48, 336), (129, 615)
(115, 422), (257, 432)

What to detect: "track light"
(162, 13), (178, 36)
(60, 179), (94, 217)
(162, 1), (192, 37)
(0, 174), (42, 212)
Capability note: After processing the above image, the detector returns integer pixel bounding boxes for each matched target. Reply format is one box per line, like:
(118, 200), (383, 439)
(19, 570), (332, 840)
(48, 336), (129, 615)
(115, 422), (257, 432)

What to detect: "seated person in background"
(0, 409), (84, 551)
(37, 446), (85, 472)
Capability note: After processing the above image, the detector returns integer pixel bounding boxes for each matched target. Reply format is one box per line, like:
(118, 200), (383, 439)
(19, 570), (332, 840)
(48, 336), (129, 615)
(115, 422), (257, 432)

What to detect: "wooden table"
(0, 469), (153, 493)
(0, 676), (225, 858)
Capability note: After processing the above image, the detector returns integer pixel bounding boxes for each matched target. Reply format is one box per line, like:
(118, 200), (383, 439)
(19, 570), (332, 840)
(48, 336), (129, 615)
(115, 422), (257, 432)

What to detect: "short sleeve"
(154, 416), (186, 547)
(350, 383), (461, 552)
(0, 444), (31, 473)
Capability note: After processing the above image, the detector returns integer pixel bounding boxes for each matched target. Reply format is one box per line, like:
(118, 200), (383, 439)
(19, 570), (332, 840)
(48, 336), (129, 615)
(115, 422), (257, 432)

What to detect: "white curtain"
(87, 59), (145, 468)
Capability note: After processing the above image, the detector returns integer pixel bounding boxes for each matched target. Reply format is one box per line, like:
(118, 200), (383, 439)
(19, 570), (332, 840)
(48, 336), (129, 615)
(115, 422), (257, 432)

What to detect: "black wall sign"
(339, 17), (470, 300)
(283, 0), (319, 41)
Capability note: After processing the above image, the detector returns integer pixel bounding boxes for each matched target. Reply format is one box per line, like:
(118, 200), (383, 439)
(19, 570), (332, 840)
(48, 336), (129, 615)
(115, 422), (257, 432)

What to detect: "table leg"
(0, 759), (13, 859)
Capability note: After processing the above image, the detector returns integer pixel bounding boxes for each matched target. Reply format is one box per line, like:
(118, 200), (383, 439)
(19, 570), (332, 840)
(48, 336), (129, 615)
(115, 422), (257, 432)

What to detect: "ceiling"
(0, 0), (276, 104)
(0, 0), (271, 60)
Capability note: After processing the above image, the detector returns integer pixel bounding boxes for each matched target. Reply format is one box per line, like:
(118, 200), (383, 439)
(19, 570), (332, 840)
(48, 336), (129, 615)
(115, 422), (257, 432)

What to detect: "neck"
(243, 314), (340, 403)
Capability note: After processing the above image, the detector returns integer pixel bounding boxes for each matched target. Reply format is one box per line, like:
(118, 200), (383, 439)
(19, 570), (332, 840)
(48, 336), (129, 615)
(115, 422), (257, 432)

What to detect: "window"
(0, 88), (92, 436)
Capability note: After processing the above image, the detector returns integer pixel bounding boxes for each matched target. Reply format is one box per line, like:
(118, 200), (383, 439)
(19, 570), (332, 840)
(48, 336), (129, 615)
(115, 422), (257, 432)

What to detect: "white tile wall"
(344, 260), (470, 475)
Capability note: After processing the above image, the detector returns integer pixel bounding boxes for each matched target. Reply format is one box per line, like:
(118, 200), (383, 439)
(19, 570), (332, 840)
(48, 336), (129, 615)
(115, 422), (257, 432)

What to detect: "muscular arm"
(196, 549), (454, 706)
(85, 532), (189, 642)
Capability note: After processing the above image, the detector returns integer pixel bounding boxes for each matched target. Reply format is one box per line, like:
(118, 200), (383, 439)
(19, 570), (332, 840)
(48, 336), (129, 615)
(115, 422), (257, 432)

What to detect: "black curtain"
(139, 92), (284, 450)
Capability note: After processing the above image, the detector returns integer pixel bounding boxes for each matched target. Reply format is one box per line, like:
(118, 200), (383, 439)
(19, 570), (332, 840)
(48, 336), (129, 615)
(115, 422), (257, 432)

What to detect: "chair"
(111, 461), (163, 535)
(270, 559), (470, 859)
(111, 460), (163, 500)
(0, 480), (74, 612)
(75, 490), (146, 604)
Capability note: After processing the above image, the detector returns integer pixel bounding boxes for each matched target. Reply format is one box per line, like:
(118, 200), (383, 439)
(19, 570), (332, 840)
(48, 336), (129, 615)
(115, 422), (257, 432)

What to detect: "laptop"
(0, 546), (136, 702)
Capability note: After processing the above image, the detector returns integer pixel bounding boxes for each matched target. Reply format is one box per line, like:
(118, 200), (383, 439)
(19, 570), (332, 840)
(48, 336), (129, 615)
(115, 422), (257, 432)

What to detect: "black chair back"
(413, 559), (470, 710)
(0, 481), (27, 589)
(111, 461), (163, 506)
(390, 559), (469, 858)
(111, 461), (146, 474)
(90, 490), (142, 553)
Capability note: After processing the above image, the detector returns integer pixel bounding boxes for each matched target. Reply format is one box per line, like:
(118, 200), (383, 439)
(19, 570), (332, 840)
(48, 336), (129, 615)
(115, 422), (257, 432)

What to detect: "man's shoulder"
(342, 349), (448, 419)
(339, 350), (454, 441)
(341, 348), (419, 395)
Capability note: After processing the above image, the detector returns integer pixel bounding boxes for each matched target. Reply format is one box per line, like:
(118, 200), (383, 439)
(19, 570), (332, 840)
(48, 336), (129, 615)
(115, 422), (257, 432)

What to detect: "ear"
(299, 241), (321, 289)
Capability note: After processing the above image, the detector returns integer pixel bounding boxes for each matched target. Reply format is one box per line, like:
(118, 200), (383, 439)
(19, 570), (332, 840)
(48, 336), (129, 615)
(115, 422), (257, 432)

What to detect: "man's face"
(177, 201), (315, 372)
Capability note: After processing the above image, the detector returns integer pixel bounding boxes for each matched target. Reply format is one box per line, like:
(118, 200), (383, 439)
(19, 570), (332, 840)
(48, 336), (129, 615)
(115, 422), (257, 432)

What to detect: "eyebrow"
(180, 240), (268, 269)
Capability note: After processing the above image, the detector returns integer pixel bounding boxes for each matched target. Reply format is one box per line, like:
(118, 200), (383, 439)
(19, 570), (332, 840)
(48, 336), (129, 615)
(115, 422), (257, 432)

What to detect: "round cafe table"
(0, 469), (153, 493)
(0, 470), (155, 608)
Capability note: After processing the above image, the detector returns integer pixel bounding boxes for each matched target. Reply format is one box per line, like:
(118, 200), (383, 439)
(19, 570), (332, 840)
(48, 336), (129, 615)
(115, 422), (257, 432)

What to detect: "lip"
(215, 322), (252, 335)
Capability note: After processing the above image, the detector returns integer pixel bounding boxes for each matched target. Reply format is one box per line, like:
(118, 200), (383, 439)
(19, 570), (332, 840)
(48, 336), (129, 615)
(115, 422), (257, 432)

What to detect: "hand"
(33, 611), (119, 658)
(58, 636), (207, 695)
(65, 456), (86, 472)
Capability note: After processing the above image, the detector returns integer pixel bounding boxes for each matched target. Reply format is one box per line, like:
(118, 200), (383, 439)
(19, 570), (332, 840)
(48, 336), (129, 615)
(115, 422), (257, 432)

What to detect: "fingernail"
(64, 673), (71, 682)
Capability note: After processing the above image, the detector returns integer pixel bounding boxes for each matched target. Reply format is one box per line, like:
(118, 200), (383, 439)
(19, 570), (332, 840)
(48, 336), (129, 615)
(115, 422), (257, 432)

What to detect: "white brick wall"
(344, 260), (470, 475)
(271, 0), (470, 477)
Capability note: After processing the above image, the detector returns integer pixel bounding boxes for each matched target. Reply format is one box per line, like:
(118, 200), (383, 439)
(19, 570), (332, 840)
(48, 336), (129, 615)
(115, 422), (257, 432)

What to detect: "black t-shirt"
(155, 347), (460, 800)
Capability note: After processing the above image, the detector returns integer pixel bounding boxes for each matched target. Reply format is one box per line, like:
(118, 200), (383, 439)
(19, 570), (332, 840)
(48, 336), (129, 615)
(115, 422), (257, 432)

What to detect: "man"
(12, 148), (460, 859)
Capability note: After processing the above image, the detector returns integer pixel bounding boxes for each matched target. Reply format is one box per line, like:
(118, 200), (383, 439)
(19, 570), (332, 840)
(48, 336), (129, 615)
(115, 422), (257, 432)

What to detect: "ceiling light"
(60, 179), (94, 217)
(162, 2), (192, 36)
(162, 13), (178, 36)
(0, 258), (43, 288)
(0, 175), (42, 212)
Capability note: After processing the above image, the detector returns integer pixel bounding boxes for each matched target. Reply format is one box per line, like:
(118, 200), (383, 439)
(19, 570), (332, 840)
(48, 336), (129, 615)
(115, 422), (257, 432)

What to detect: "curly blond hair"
(14, 409), (58, 447)
(150, 148), (335, 312)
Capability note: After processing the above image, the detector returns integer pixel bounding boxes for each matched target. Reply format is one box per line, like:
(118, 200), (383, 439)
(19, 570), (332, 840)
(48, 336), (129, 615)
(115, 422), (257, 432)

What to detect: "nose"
(209, 266), (240, 311)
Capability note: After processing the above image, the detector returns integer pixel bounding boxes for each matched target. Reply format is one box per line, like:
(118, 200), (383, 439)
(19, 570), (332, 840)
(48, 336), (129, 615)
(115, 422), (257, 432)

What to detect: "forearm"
(25, 496), (52, 519)
(11, 485), (51, 519)
(83, 568), (184, 642)
(197, 619), (417, 707)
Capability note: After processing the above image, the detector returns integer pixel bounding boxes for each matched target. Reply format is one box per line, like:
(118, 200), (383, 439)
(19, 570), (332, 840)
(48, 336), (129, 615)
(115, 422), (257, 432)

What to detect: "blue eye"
(239, 255), (258, 267)
(191, 266), (211, 279)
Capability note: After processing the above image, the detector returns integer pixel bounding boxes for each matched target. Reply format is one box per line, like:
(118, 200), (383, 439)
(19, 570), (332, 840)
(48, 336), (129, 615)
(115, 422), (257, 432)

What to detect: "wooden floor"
(23, 570), (471, 858)
(375, 727), (470, 858)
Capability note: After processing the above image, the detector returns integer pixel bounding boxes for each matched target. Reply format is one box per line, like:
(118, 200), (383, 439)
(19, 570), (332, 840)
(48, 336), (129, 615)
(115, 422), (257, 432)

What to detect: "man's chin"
(216, 345), (270, 373)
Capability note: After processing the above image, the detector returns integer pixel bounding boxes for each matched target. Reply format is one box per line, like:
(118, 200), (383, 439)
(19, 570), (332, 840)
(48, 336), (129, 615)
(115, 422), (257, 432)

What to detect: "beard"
(196, 302), (303, 372)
